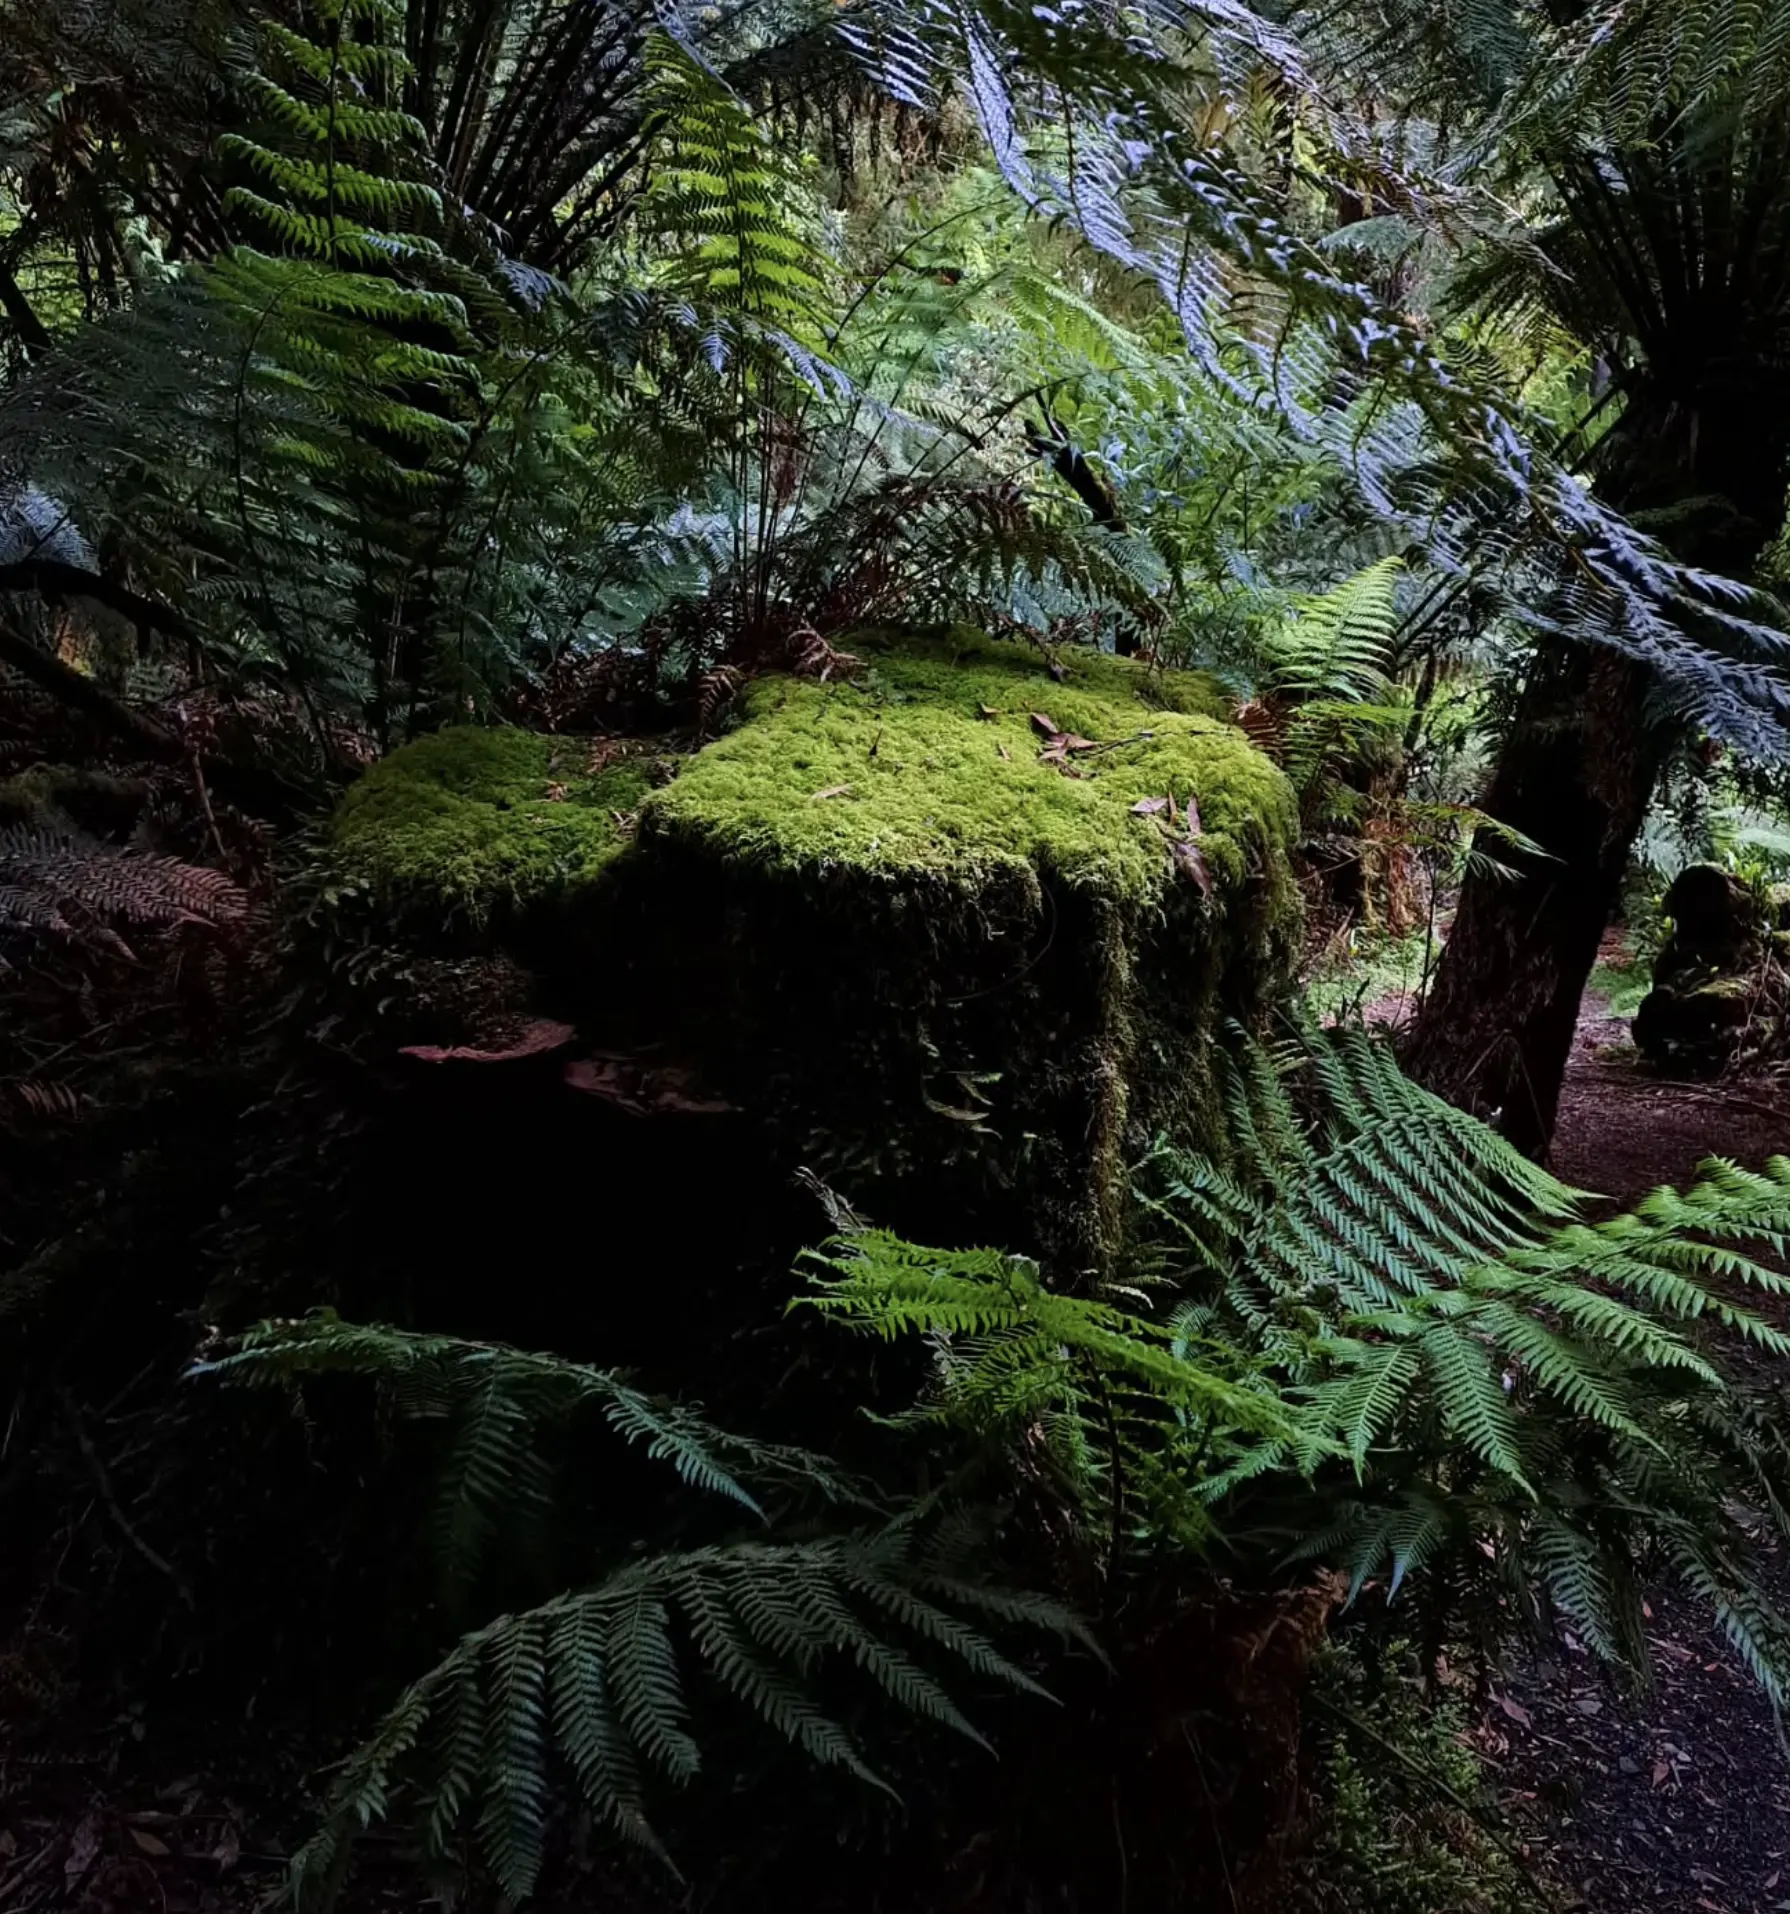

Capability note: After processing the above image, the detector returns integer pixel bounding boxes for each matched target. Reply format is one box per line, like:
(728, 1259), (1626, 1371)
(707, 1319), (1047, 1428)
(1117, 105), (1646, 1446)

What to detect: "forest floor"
(9, 947), (1790, 1914)
(1481, 945), (1790, 1914)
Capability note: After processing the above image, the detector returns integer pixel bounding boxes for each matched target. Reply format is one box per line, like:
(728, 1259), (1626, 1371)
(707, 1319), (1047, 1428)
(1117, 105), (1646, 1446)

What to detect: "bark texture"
(1410, 375), (1790, 1157)
(1404, 645), (1659, 1156)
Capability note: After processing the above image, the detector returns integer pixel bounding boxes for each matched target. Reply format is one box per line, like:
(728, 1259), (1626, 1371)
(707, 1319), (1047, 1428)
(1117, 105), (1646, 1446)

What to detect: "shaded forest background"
(4, 1), (1790, 1910)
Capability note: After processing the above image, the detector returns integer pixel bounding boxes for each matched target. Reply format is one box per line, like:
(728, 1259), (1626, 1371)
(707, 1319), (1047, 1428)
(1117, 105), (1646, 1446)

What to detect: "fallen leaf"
(0, 1830), (15, 1859)
(1029, 711), (1060, 738)
(1184, 794), (1204, 835)
(977, 704), (1000, 721)
(1169, 838), (1214, 895)
(399, 1020), (576, 1066)
(212, 1825), (242, 1872)
(544, 781), (568, 801)
(1060, 734), (1099, 753)
(129, 1829), (171, 1857)
(1653, 1761), (1671, 1787)
(810, 784), (851, 801)
(1496, 1695), (1532, 1728)
(64, 1809), (102, 1883)
(1130, 796), (1170, 816)
(1573, 1695), (1603, 1716)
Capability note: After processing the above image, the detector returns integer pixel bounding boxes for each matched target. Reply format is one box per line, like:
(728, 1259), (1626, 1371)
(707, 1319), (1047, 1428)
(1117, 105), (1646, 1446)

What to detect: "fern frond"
(292, 1535), (1076, 1907)
(195, 1315), (867, 1600)
(1140, 1023), (1790, 1694)
(0, 824), (246, 957)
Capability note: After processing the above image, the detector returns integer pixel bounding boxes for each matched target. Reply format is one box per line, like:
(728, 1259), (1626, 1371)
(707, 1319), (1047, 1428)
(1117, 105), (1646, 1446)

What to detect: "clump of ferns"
(194, 1313), (1086, 1909)
(1139, 1026), (1790, 1698)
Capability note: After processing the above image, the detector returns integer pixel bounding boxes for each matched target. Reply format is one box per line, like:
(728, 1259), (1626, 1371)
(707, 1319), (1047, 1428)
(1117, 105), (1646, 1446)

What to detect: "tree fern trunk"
(1410, 380), (1790, 1157)
(1406, 645), (1660, 1157)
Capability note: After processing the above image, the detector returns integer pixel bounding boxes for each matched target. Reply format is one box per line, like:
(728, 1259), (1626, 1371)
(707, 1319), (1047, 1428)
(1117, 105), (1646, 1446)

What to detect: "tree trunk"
(1408, 380), (1790, 1157)
(1404, 645), (1660, 1155)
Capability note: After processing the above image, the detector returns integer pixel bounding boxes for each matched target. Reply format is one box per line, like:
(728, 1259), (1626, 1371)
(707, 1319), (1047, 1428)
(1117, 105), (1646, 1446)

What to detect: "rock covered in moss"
(628, 631), (1299, 1276)
(322, 728), (657, 932)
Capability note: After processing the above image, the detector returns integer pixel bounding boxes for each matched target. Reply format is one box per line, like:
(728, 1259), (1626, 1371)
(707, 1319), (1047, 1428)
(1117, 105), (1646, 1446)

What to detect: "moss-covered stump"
(1633, 863), (1788, 1074)
(622, 632), (1298, 1276)
(316, 635), (1299, 1276)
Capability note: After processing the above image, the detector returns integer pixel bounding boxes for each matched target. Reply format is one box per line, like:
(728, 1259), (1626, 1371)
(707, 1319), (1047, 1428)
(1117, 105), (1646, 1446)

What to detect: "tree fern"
(843, 0), (1790, 758)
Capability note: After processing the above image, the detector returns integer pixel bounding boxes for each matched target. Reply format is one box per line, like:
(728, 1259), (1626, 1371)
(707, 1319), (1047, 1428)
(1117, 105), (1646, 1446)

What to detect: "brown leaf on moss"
(1169, 837), (1213, 895)
(1029, 711), (1060, 738)
(1131, 796), (1169, 816)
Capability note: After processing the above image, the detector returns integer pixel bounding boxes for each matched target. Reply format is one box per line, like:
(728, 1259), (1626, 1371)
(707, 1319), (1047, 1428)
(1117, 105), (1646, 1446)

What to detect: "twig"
(1647, 1085), (1790, 1128)
(58, 1390), (195, 1610)
(187, 742), (230, 867)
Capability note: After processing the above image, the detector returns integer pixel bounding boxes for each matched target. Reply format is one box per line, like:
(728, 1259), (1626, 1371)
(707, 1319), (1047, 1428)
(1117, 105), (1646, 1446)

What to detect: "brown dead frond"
(0, 823), (249, 962)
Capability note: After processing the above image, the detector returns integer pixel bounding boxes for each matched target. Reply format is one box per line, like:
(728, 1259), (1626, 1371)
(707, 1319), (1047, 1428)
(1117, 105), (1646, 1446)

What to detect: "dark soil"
(1485, 948), (1790, 1914)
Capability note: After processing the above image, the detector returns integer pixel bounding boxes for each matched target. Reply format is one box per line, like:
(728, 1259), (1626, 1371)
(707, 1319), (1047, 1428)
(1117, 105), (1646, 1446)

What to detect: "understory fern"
(283, 1533), (1067, 1908)
(0, 823), (247, 963)
(1256, 557), (1410, 823)
(196, 1314), (1080, 1907)
(795, 1026), (1790, 1702)
(198, 1314), (855, 1603)
(1141, 1026), (1790, 1693)
(799, 1233), (1305, 1567)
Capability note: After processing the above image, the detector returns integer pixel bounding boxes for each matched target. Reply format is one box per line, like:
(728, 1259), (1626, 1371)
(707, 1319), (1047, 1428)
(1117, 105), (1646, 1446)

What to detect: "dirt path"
(1485, 976), (1790, 1914)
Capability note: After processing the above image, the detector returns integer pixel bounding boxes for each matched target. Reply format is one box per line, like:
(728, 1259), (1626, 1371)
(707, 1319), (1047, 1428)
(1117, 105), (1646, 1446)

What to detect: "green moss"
(644, 629), (1288, 911)
(1293, 1649), (1536, 1914)
(314, 638), (1298, 1276)
(325, 728), (655, 927)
